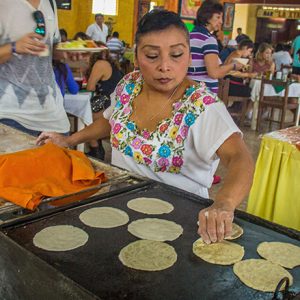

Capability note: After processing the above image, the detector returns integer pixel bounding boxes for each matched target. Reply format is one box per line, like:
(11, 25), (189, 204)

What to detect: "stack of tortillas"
(233, 241), (300, 292)
(119, 197), (180, 271)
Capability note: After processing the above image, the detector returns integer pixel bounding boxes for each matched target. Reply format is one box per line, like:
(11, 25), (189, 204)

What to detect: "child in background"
(53, 60), (79, 97)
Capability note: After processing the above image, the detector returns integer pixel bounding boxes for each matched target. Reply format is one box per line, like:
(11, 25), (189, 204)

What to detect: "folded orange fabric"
(0, 143), (107, 210)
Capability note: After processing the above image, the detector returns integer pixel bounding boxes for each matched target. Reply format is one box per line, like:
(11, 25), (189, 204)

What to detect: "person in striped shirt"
(188, 0), (243, 94)
(106, 31), (125, 61)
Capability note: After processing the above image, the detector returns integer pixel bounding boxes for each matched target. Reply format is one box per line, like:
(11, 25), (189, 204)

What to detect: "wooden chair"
(218, 78), (249, 126)
(256, 78), (299, 132)
(280, 63), (292, 75)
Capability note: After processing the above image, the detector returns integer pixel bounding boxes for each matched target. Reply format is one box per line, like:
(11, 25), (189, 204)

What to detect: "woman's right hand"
(15, 33), (46, 55)
(36, 132), (70, 147)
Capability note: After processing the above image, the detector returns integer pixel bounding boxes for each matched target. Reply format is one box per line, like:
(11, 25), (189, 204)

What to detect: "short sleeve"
(103, 89), (116, 120)
(86, 25), (93, 37)
(191, 102), (242, 162)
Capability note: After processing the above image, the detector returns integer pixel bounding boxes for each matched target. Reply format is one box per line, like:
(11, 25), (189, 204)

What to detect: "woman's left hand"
(198, 201), (235, 244)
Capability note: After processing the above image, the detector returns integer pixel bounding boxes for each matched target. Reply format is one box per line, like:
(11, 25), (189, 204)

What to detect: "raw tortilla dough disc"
(128, 218), (183, 241)
(225, 223), (244, 240)
(257, 241), (300, 269)
(193, 238), (244, 265)
(118, 239), (177, 271)
(79, 207), (129, 228)
(233, 259), (293, 292)
(127, 197), (174, 215)
(33, 225), (88, 251)
(196, 222), (243, 240)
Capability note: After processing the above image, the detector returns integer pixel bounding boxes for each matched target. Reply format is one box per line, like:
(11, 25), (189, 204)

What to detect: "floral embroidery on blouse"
(110, 71), (219, 173)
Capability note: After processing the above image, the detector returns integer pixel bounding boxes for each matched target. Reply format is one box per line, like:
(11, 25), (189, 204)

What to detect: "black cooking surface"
(4, 183), (300, 300)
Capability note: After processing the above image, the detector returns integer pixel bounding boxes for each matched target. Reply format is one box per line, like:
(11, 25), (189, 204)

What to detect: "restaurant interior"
(0, 0), (300, 299)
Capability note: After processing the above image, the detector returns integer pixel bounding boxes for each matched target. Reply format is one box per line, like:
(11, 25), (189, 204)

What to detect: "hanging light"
(92, 0), (117, 16)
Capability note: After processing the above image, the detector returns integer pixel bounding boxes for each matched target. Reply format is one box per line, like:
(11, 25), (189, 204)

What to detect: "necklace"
(148, 82), (183, 121)
(131, 80), (184, 129)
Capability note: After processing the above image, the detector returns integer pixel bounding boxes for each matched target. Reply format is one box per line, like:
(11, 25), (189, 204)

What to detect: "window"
(55, 0), (71, 10)
(92, 0), (117, 16)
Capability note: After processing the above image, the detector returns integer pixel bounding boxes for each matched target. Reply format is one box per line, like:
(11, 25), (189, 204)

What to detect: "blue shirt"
(54, 63), (79, 97)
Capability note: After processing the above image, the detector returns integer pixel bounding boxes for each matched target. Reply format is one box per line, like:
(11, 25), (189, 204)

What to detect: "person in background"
(37, 10), (254, 244)
(220, 39), (238, 63)
(0, 0), (70, 136)
(53, 59), (79, 97)
(235, 28), (250, 44)
(84, 45), (123, 160)
(188, 0), (243, 184)
(188, 0), (243, 95)
(291, 35), (300, 80)
(59, 28), (68, 42)
(106, 31), (125, 61)
(272, 43), (292, 73)
(73, 32), (90, 41)
(86, 13), (108, 43)
(224, 39), (257, 118)
(252, 42), (275, 76)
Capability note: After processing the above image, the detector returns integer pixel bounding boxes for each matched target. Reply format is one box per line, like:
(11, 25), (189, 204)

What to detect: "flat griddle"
(3, 182), (300, 300)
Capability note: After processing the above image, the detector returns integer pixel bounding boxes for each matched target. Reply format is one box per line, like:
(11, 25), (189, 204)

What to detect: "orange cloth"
(0, 143), (107, 210)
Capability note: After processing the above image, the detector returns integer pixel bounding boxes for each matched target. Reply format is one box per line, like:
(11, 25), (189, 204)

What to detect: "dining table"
(247, 126), (300, 231)
(64, 92), (93, 151)
(249, 79), (300, 130)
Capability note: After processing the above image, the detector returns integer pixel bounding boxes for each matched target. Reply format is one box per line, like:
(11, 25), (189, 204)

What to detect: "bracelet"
(233, 63), (236, 71)
(11, 41), (17, 54)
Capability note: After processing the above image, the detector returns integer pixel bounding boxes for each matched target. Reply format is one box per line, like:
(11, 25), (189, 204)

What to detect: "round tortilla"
(127, 197), (174, 215)
(233, 259), (293, 292)
(193, 238), (244, 265)
(225, 223), (244, 240)
(79, 207), (129, 228)
(257, 241), (300, 269)
(33, 225), (88, 251)
(128, 218), (183, 241)
(196, 222), (243, 240)
(118, 240), (177, 271)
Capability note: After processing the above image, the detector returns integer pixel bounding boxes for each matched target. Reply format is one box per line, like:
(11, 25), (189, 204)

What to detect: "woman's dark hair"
(275, 43), (284, 52)
(59, 29), (67, 40)
(73, 32), (90, 40)
(135, 9), (189, 47)
(196, 0), (223, 27)
(238, 39), (254, 50)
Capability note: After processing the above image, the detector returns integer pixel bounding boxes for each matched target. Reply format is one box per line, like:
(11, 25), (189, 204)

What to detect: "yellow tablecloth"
(123, 50), (134, 63)
(247, 126), (300, 231)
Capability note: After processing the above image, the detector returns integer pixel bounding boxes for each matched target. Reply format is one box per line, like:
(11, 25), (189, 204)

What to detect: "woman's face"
(262, 48), (272, 61)
(207, 13), (223, 32)
(135, 26), (191, 94)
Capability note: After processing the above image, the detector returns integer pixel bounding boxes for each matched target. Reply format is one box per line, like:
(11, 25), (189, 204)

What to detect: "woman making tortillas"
(37, 10), (254, 244)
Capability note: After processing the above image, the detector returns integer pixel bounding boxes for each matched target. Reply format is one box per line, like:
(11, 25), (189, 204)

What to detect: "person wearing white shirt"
(86, 13), (108, 43)
(272, 44), (292, 73)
